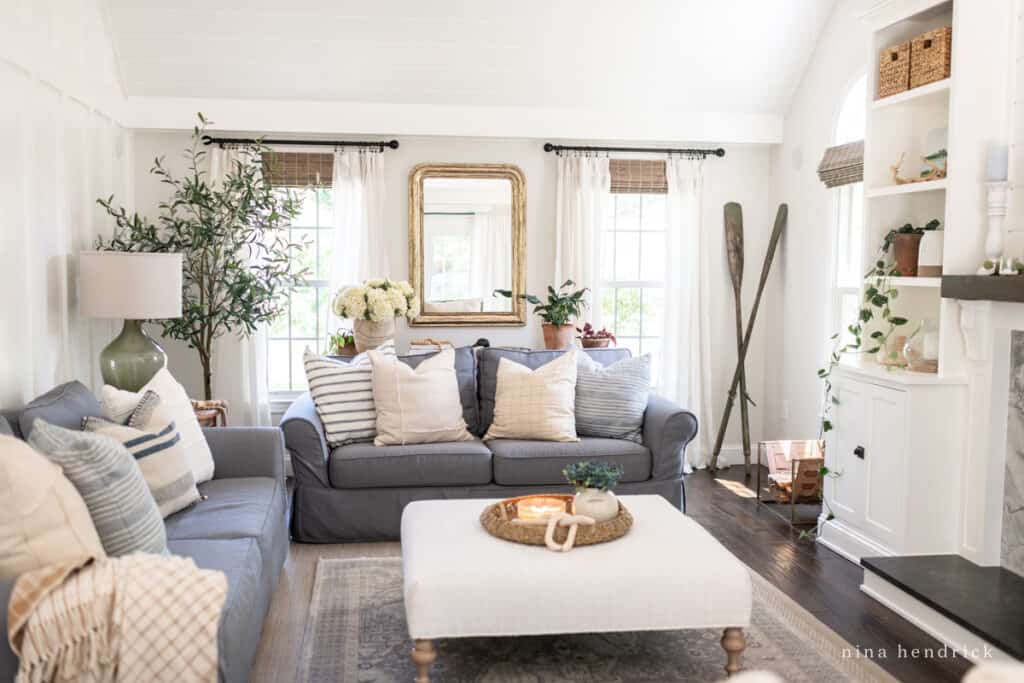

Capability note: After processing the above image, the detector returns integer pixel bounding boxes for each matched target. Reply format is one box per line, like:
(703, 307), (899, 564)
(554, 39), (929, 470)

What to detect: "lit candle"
(987, 144), (1009, 182)
(516, 497), (566, 522)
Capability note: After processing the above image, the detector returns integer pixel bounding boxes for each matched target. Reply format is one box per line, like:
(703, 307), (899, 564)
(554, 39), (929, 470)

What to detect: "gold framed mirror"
(409, 163), (526, 326)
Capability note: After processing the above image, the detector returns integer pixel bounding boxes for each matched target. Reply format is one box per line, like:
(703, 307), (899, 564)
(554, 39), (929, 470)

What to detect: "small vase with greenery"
(327, 329), (357, 356)
(494, 279), (589, 349)
(333, 278), (418, 352)
(96, 114), (307, 399)
(563, 461), (624, 522)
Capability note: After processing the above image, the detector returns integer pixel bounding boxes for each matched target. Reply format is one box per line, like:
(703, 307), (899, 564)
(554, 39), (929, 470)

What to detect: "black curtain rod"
(543, 142), (724, 158)
(201, 135), (399, 150)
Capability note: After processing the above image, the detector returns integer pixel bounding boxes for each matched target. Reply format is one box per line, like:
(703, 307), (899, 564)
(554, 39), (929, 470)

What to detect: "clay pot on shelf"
(542, 323), (576, 350)
(581, 338), (611, 348)
(893, 233), (923, 276)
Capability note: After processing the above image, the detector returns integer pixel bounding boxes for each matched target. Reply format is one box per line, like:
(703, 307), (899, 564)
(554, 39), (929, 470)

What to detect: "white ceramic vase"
(917, 230), (944, 277)
(572, 488), (618, 522)
(353, 318), (395, 353)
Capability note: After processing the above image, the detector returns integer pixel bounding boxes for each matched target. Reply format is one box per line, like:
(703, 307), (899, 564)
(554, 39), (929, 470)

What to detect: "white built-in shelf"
(836, 355), (966, 387)
(866, 179), (948, 198)
(871, 79), (952, 110)
(889, 276), (942, 288)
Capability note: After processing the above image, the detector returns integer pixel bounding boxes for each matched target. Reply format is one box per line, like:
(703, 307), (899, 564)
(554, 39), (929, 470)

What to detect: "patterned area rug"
(299, 557), (896, 682)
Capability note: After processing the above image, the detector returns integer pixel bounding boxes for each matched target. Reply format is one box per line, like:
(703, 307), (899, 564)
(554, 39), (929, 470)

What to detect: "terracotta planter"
(581, 338), (611, 349)
(353, 318), (395, 353)
(542, 323), (576, 350)
(893, 233), (923, 276)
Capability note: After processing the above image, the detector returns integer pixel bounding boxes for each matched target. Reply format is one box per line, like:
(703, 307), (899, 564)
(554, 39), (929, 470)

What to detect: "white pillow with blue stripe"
(84, 416), (200, 518)
(575, 353), (652, 443)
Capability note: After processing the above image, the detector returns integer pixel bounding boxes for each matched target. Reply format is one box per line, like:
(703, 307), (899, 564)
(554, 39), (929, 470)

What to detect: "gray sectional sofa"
(283, 346), (698, 542)
(0, 382), (288, 683)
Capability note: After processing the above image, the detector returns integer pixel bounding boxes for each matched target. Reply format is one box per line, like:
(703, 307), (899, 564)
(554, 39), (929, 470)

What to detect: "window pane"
(601, 231), (615, 281)
(291, 287), (318, 338)
(290, 342), (309, 392)
(318, 232), (334, 283)
(316, 187), (334, 226)
(618, 337), (641, 359)
(614, 232), (640, 281)
(292, 189), (317, 226)
(615, 288), (641, 336)
(268, 340), (290, 392)
(601, 288), (617, 326)
(640, 233), (665, 281)
(615, 194), (641, 231)
(641, 194), (667, 231)
(292, 229), (317, 279)
(268, 305), (288, 337)
(642, 287), (665, 338)
(839, 292), (860, 347)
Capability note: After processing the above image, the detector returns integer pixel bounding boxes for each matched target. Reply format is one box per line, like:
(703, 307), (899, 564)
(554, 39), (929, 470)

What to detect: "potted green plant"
(562, 461), (623, 522)
(577, 322), (617, 348)
(327, 329), (358, 356)
(494, 280), (589, 349)
(890, 219), (941, 276)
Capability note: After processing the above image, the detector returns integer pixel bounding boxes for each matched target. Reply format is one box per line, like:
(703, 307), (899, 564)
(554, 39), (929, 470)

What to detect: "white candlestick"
(986, 181), (1010, 261)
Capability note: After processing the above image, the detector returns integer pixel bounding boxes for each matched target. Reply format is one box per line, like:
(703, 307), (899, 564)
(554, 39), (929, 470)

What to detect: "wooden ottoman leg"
(721, 627), (746, 677)
(412, 639), (436, 683)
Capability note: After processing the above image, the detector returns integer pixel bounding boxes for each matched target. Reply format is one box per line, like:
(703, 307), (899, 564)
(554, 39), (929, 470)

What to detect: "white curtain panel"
(663, 158), (713, 470)
(469, 210), (512, 311)
(554, 154), (610, 326)
(330, 148), (389, 301)
(207, 147), (271, 426)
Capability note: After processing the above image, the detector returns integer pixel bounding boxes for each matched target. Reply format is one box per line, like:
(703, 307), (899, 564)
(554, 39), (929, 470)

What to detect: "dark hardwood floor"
(686, 466), (972, 683)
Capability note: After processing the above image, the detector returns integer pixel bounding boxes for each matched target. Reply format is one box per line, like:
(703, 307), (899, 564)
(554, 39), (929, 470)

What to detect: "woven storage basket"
(910, 27), (952, 88)
(480, 495), (633, 547)
(877, 41), (911, 99)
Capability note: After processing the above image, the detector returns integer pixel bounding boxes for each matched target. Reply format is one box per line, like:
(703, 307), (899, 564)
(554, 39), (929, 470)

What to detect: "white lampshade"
(78, 251), (183, 320)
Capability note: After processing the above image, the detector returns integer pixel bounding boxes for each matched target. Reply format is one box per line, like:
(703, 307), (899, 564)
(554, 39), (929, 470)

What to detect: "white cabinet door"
(863, 384), (908, 549)
(827, 377), (869, 527)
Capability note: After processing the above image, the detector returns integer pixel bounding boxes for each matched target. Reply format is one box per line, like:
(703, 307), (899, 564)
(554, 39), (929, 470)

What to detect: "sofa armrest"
(203, 426), (285, 482)
(643, 393), (699, 481)
(0, 577), (18, 680)
(280, 393), (331, 488)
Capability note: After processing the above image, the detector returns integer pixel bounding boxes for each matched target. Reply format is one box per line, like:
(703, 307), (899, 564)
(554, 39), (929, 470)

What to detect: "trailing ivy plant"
(95, 113), (308, 399)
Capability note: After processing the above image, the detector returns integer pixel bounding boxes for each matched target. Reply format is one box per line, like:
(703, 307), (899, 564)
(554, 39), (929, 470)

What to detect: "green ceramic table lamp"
(79, 251), (183, 391)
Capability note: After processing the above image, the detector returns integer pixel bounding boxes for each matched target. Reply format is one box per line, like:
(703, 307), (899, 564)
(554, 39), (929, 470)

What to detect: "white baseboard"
(816, 517), (894, 565)
(861, 570), (1013, 664)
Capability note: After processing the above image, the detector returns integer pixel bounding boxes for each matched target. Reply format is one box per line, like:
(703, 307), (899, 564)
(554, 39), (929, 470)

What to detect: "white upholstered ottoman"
(401, 494), (752, 681)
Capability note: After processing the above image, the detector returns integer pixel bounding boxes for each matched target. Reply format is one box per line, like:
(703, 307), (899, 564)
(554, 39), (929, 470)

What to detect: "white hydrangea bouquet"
(333, 279), (419, 351)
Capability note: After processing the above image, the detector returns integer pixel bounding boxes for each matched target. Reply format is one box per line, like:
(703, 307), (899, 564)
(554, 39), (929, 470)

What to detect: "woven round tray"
(480, 495), (633, 547)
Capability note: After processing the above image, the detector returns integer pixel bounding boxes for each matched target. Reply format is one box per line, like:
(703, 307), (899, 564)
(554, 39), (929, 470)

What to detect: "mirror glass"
(409, 164), (526, 325)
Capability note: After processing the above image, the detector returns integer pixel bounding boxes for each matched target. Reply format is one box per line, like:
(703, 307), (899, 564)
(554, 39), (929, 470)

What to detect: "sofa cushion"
(168, 537), (262, 683)
(489, 436), (652, 486)
(329, 439), (493, 488)
(399, 346), (480, 435)
(18, 381), (101, 438)
(478, 347), (629, 434)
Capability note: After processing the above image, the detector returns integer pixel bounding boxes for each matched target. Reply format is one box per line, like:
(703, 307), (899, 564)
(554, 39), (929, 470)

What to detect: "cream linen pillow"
(483, 350), (579, 442)
(0, 434), (105, 580)
(101, 368), (215, 483)
(369, 348), (474, 446)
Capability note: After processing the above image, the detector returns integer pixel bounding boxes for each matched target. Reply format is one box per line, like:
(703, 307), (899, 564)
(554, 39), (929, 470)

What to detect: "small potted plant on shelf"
(327, 328), (357, 356)
(890, 219), (941, 276)
(577, 323), (616, 348)
(562, 461), (624, 522)
(494, 280), (589, 349)
(333, 279), (419, 352)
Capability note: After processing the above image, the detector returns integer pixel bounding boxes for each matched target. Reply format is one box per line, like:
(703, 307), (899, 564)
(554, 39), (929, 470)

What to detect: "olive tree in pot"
(495, 280), (589, 349)
(95, 114), (307, 399)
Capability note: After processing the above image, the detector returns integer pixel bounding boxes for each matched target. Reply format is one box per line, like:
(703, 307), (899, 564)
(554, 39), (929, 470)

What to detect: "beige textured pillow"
(369, 349), (474, 446)
(484, 350), (579, 442)
(0, 435), (105, 580)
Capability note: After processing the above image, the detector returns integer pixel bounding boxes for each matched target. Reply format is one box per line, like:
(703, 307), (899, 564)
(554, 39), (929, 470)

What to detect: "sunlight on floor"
(714, 478), (758, 498)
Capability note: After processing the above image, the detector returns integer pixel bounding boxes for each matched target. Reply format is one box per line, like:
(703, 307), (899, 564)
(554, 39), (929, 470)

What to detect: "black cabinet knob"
(854, 446), (866, 459)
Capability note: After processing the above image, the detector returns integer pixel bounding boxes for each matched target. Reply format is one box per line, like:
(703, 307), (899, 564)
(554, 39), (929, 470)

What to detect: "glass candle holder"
(903, 319), (939, 373)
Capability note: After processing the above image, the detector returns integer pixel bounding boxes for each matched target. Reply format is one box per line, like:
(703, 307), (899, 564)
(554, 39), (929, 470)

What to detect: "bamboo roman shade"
(609, 159), (668, 194)
(261, 151), (333, 187)
(817, 140), (864, 188)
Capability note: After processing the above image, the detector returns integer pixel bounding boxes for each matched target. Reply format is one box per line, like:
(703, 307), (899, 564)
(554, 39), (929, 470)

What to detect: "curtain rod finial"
(201, 135), (214, 146)
(543, 143), (555, 153)
(715, 148), (726, 157)
(388, 139), (400, 149)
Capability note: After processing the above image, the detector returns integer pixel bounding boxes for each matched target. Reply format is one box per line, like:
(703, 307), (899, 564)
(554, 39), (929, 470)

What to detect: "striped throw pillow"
(575, 353), (651, 443)
(27, 419), (168, 557)
(304, 341), (396, 446)
(83, 417), (200, 518)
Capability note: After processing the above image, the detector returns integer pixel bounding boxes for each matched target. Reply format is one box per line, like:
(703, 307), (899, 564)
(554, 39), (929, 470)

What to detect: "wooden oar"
(710, 204), (788, 473)
(723, 202), (752, 477)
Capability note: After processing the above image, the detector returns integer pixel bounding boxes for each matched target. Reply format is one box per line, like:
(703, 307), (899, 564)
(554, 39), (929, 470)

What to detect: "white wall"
(762, 0), (873, 441)
(133, 130), (775, 454)
(0, 0), (133, 408)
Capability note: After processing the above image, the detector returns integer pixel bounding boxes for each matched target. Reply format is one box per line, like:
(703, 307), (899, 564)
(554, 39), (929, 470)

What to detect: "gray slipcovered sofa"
(282, 346), (697, 542)
(0, 381), (288, 683)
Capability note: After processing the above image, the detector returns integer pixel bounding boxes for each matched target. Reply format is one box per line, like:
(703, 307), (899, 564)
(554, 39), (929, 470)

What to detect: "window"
(600, 193), (667, 379)
(830, 74), (867, 345)
(267, 186), (335, 394)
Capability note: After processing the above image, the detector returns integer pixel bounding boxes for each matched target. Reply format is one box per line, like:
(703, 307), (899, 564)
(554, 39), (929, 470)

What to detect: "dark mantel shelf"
(942, 275), (1024, 303)
(862, 554), (1024, 659)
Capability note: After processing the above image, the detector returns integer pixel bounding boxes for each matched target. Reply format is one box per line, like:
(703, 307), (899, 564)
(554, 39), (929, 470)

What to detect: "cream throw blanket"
(8, 553), (227, 683)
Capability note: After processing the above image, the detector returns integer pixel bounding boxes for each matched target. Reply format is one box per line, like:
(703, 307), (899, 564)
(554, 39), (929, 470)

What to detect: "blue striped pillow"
(575, 354), (652, 443)
(28, 419), (168, 556)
